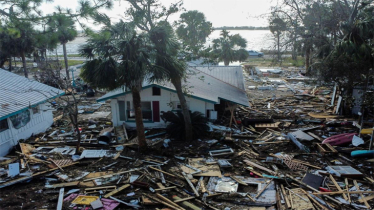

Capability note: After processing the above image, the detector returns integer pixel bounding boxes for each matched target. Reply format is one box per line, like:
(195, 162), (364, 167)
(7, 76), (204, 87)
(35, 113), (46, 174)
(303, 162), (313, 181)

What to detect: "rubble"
(1, 68), (374, 210)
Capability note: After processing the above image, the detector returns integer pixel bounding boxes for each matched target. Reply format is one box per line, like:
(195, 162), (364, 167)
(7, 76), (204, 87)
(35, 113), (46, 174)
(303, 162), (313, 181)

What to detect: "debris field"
(1, 67), (374, 210)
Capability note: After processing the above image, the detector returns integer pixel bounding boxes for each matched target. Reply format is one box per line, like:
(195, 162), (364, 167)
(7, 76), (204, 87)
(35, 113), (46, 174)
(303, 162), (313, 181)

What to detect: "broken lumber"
(103, 184), (130, 198)
(353, 180), (370, 208)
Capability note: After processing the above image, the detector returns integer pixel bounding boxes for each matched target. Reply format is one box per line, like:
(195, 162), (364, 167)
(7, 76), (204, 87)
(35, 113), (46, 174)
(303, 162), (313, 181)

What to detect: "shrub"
(161, 111), (210, 141)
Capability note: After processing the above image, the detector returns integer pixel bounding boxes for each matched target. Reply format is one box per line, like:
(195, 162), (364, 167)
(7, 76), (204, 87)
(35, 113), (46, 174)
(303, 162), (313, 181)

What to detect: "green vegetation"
(162, 111), (209, 141)
(243, 56), (305, 67)
(210, 30), (248, 66)
(62, 60), (85, 68)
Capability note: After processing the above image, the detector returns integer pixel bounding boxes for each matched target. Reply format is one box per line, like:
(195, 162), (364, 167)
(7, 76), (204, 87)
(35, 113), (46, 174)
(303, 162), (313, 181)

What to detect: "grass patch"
(61, 60), (85, 68)
(242, 57), (273, 67)
(242, 56), (305, 67)
(282, 56), (305, 67)
(56, 54), (82, 57)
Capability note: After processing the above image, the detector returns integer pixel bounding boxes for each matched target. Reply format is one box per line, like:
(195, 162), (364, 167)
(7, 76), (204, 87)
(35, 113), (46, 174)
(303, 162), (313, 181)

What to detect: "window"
(125, 101), (153, 121)
(152, 87), (161, 96)
(32, 106), (39, 114)
(141, 102), (152, 121)
(0, 119), (9, 132)
(10, 110), (30, 129)
(126, 101), (135, 120)
(118, 101), (126, 121)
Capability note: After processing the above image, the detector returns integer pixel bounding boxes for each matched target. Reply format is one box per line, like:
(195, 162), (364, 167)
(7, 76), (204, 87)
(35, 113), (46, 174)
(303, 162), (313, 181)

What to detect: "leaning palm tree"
(149, 23), (194, 142)
(80, 21), (150, 150)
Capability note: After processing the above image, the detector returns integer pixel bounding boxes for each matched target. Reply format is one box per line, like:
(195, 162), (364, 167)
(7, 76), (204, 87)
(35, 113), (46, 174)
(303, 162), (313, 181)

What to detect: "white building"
(0, 69), (64, 156)
(97, 66), (249, 128)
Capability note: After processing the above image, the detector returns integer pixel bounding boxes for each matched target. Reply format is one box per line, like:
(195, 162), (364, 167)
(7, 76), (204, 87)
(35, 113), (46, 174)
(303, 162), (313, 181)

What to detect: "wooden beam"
(309, 191), (374, 195)
(329, 175), (348, 200)
(156, 193), (185, 210)
(353, 180), (371, 208)
(344, 178), (351, 203)
(280, 184), (291, 209)
(149, 166), (176, 178)
(104, 184), (130, 198)
(182, 172), (199, 197)
(174, 197), (195, 203)
(255, 178), (273, 199)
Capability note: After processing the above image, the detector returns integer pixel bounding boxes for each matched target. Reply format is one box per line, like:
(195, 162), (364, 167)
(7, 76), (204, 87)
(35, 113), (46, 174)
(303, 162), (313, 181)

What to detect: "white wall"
(0, 103), (54, 156)
(111, 87), (215, 128)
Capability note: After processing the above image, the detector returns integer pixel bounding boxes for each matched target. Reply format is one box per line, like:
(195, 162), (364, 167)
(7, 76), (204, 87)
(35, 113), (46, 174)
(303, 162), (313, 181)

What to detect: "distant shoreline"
(213, 27), (269, 30)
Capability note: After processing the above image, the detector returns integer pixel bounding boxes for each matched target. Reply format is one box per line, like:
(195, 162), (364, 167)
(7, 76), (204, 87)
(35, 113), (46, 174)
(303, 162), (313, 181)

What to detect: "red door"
(152, 101), (160, 122)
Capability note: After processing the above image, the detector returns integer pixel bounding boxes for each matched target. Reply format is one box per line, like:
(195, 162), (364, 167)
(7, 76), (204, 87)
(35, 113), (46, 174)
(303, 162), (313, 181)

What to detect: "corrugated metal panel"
(98, 67), (249, 107)
(192, 66), (245, 90)
(0, 69), (64, 120)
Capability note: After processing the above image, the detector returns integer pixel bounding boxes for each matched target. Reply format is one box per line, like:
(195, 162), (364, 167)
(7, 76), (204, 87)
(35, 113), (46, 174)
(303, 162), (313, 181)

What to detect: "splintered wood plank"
(288, 188), (315, 210)
(329, 175), (348, 201)
(280, 184), (291, 209)
(344, 178), (351, 203)
(353, 180), (370, 208)
(103, 184), (130, 198)
(243, 159), (276, 175)
(307, 132), (323, 141)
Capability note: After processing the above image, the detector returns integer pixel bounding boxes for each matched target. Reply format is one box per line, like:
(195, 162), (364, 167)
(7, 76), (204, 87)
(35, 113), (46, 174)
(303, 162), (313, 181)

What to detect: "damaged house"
(97, 66), (249, 128)
(0, 69), (64, 156)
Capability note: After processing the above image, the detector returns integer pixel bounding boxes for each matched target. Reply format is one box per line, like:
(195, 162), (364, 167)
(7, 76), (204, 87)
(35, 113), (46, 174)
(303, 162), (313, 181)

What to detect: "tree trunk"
(131, 87), (147, 150)
(74, 114), (81, 153)
(292, 39), (297, 60)
(63, 42), (70, 80)
(21, 51), (28, 78)
(223, 58), (230, 66)
(277, 33), (281, 61)
(171, 77), (193, 142)
(305, 45), (311, 75)
(9, 57), (12, 72)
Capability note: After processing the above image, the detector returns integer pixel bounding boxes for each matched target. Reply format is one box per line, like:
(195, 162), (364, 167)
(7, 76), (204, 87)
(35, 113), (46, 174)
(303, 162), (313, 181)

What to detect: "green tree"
(271, 0), (355, 74)
(318, 2), (374, 90)
(211, 30), (248, 66)
(0, 22), (36, 78)
(176, 10), (212, 59)
(80, 21), (151, 150)
(47, 14), (78, 80)
(126, 0), (195, 142)
(269, 15), (287, 61)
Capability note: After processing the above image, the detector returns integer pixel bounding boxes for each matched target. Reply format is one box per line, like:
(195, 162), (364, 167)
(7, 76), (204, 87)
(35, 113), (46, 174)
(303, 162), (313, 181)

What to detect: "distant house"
(0, 69), (64, 156)
(97, 66), (249, 128)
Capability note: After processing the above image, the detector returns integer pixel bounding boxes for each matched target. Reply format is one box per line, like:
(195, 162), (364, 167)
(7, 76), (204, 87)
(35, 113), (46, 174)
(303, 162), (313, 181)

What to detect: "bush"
(161, 111), (210, 141)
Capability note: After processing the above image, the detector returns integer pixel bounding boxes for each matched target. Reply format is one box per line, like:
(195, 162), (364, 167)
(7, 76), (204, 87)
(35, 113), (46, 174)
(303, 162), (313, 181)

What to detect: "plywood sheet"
(20, 143), (36, 155)
(289, 188), (314, 210)
(181, 158), (222, 177)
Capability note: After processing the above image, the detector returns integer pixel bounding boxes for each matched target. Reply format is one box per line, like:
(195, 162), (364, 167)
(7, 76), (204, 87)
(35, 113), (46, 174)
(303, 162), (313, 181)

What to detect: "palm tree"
(48, 14), (78, 80)
(149, 24), (194, 142)
(80, 21), (150, 150)
(211, 30), (248, 66)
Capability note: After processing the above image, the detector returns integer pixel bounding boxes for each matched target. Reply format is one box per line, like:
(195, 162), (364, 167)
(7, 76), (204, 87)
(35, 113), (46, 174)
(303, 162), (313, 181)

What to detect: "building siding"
(110, 87), (214, 128)
(0, 103), (54, 156)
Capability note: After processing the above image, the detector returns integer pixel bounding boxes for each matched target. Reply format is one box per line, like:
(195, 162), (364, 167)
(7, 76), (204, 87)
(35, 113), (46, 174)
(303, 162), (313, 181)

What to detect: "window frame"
(0, 118), (9, 133)
(32, 105), (40, 115)
(152, 86), (161, 96)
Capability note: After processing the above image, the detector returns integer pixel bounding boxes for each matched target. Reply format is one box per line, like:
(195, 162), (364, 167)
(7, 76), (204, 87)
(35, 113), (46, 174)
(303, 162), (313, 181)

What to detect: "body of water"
(50, 30), (274, 55)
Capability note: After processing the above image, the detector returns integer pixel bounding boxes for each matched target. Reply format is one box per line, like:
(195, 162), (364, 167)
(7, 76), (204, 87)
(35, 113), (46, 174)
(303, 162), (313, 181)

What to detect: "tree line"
(269, 0), (373, 113)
